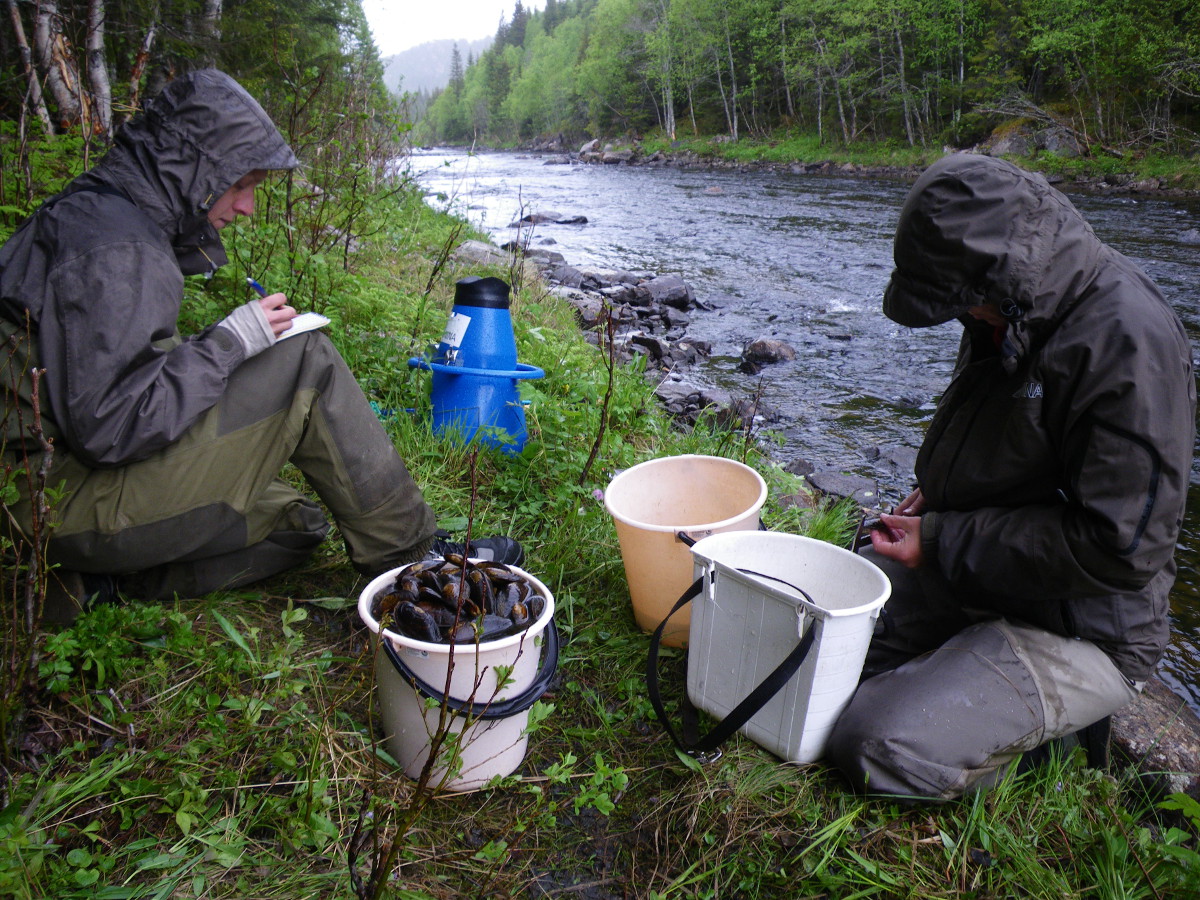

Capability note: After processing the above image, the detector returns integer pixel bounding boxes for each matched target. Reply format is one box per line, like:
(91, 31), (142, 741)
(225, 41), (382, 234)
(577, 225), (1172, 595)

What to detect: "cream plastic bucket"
(358, 564), (557, 791)
(604, 454), (767, 647)
(687, 531), (890, 763)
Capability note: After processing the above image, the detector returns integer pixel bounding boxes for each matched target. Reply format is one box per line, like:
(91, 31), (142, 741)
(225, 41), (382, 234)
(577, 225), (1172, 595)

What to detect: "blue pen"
(246, 277), (268, 298)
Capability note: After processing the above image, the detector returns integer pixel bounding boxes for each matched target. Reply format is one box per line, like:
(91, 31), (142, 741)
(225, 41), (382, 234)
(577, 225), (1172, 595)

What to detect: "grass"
(3, 163), (1200, 899)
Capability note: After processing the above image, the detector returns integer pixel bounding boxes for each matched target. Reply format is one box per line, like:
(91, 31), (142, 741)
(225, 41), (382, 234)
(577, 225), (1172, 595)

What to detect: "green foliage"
(415, 0), (1200, 158)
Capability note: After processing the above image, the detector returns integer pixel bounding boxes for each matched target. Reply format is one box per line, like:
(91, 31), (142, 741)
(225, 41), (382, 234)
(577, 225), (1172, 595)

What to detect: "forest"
(419, 0), (1200, 157)
(0, 0), (403, 218)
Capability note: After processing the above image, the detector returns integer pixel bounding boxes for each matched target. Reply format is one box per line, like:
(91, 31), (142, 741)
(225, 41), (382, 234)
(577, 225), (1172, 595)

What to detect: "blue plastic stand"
(408, 276), (545, 454)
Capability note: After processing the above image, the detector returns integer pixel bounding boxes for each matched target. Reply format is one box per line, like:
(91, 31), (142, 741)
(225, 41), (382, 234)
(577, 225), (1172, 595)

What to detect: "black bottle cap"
(454, 276), (511, 310)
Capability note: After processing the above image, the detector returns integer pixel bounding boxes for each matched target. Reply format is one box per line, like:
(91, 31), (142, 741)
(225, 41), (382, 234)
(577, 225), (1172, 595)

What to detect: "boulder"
(453, 239), (511, 268)
(602, 149), (635, 164)
(743, 338), (798, 365)
(548, 265), (584, 289)
(1112, 676), (1200, 800)
(635, 274), (694, 309)
(805, 471), (881, 508)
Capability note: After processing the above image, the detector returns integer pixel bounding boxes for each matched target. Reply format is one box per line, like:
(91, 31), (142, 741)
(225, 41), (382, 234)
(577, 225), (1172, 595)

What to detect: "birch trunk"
(5, 0), (54, 134)
(33, 0), (82, 128)
(86, 0), (111, 139)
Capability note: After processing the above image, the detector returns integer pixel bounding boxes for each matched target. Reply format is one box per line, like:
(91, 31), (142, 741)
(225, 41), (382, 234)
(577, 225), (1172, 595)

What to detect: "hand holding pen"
(248, 277), (298, 337)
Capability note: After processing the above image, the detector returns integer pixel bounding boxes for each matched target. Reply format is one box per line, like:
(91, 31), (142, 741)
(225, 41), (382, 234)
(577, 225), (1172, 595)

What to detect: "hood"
(883, 154), (1104, 333)
(82, 69), (298, 275)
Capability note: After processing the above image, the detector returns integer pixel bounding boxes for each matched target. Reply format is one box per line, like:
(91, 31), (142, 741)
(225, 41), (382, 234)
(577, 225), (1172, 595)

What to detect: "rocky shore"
(454, 199), (1200, 799)
(518, 129), (1200, 202)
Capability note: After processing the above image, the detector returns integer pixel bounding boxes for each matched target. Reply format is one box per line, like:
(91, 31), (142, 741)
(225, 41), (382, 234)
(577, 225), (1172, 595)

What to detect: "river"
(409, 148), (1200, 710)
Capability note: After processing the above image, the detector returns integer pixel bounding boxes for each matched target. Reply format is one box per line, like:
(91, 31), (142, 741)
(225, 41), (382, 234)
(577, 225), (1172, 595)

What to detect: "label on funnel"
(441, 312), (471, 350)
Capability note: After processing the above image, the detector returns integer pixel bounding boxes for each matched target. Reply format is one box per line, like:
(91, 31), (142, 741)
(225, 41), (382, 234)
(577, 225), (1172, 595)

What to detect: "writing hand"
(257, 292), (298, 337)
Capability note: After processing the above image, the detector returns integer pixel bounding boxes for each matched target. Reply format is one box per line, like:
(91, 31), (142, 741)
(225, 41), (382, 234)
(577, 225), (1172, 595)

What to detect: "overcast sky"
(362, 1), (547, 57)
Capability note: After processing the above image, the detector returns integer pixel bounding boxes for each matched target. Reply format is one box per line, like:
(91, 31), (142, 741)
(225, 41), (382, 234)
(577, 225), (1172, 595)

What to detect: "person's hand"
(870, 512), (924, 568)
(894, 487), (927, 516)
(258, 292), (298, 337)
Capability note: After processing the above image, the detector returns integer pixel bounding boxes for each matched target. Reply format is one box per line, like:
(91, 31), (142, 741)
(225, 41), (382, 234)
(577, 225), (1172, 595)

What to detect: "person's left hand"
(258, 292), (298, 337)
(870, 513), (924, 568)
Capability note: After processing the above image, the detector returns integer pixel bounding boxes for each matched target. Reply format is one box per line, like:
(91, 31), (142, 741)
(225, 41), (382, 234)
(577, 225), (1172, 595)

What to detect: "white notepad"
(277, 311), (331, 341)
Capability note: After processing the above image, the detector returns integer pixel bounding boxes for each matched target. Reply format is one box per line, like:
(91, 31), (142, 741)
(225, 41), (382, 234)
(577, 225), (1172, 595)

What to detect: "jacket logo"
(1014, 382), (1044, 399)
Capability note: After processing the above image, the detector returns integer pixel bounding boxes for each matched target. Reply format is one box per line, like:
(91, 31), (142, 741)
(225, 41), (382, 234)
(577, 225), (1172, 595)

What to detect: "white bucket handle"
(381, 619), (560, 720)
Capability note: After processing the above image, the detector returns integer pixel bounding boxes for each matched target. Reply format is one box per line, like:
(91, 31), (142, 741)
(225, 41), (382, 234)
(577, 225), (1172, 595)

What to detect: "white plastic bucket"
(605, 455), (767, 647)
(358, 563), (557, 791)
(687, 531), (890, 763)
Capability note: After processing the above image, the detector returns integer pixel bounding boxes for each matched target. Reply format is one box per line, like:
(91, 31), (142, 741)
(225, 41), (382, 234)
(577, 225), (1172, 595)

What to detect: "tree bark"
(86, 0), (111, 139)
(5, 0), (54, 134)
(33, 0), (83, 129)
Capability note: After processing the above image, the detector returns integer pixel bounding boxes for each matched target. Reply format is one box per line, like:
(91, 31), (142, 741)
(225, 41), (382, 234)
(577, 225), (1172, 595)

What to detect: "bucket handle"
(381, 619), (560, 721)
(646, 572), (817, 764)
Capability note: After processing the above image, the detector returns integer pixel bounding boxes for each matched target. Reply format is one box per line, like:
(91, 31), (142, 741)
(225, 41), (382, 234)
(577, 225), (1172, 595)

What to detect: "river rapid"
(409, 148), (1200, 710)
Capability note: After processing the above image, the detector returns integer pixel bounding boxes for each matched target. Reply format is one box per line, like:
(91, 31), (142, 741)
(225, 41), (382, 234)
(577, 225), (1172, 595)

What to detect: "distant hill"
(382, 37), (493, 95)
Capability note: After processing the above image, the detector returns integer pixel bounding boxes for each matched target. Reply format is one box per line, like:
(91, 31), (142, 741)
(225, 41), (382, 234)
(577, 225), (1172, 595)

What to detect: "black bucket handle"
(647, 565), (818, 763)
(381, 618), (560, 721)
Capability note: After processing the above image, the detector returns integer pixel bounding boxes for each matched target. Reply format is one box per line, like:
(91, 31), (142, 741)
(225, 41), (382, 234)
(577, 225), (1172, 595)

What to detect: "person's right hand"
(258, 292), (298, 337)
(894, 487), (927, 517)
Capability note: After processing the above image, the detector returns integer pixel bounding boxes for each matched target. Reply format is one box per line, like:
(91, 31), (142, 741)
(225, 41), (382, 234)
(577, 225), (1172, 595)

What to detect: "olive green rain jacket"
(884, 154), (1195, 682)
(0, 69), (298, 466)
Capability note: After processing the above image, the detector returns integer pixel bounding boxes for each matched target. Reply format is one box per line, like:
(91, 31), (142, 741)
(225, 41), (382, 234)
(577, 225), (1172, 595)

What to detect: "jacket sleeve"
(39, 239), (247, 467)
(926, 303), (1195, 602)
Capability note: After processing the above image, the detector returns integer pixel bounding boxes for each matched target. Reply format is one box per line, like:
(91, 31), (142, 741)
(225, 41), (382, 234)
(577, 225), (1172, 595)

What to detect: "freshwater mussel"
(373, 554), (547, 644)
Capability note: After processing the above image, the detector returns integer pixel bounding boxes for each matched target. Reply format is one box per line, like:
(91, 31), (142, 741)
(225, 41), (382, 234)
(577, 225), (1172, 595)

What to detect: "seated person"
(0, 69), (519, 620)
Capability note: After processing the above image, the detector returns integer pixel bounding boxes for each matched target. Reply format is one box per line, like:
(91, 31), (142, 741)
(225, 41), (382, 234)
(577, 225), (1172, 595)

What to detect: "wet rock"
(598, 284), (638, 305)
(742, 338), (797, 365)
(805, 471), (881, 507)
(579, 138), (600, 154)
(602, 149), (635, 164)
(627, 333), (668, 363)
(862, 445), (918, 482)
(717, 395), (781, 430)
(550, 286), (605, 328)
(500, 240), (566, 265)
(581, 268), (641, 290)
(549, 265), (584, 289)
(635, 274), (695, 310)
(1113, 676), (1200, 800)
(513, 210), (568, 225)
(784, 457), (816, 478)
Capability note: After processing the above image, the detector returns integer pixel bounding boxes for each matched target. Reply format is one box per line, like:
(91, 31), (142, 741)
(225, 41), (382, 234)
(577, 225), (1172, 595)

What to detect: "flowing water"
(410, 148), (1200, 709)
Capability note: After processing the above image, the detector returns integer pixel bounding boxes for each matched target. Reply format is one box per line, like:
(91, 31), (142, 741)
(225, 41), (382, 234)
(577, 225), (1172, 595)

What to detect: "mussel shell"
(492, 582), (519, 618)
(445, 579), (485, 617)
(395, 600), (442, 643)
(448, 614), (517, 643)
(416, 600), (458, 628)
(466, 568), (495, 615)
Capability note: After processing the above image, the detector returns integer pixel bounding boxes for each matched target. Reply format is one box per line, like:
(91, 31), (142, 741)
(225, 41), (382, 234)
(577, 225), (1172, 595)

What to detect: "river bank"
(450, 161), (1200, 805)
(509, 126), (1200, 201)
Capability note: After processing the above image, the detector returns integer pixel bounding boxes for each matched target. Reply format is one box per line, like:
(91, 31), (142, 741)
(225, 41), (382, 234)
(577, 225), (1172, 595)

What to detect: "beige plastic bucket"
(358, 564), (558, 791)
(604, 454), (768, 647)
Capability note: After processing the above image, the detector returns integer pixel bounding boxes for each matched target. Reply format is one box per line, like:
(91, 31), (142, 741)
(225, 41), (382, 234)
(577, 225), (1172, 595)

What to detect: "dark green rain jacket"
(0, 69), (297, 467)
(885, 153), (1195, 681)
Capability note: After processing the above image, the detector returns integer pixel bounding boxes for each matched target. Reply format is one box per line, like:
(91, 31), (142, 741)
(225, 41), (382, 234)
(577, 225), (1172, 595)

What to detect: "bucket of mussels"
(358, 554), (559, 791)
